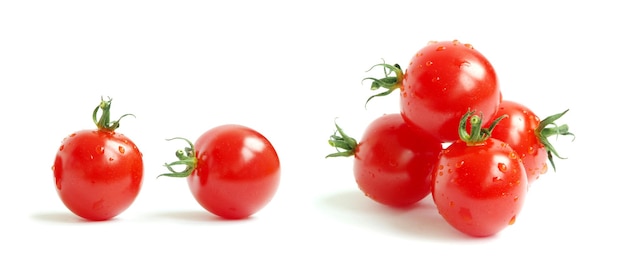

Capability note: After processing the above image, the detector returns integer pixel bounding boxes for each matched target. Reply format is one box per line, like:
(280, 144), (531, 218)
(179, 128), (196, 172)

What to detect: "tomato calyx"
(459, 109), (508, 146)
(362, 62), (404, 107)
(158, 137), (198, 178)
(326, 120), (358, 158)
(92, 96), (134, 132)
(536, 109), (575, 171)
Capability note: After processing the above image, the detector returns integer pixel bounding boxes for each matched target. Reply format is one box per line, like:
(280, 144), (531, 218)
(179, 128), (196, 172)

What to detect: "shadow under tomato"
(317, 190), (480, 242)
(148, 210), (258, 223)
(31, 212), (120, 224)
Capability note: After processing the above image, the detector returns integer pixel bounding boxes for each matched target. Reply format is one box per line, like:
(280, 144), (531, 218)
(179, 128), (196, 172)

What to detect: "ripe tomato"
(432, 110), (527, 237)
(52, 97), (144, 221)
(365, 40), (501, 143)
(160, 124), (280, 219)
(327, 114), (442, 207)
(490, 100), (573, 183)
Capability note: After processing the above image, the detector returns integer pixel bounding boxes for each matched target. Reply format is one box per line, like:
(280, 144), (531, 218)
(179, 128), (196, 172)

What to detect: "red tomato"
(432, 110), (527, 237)
(490, 100), (573, 184)
(53, 98), (144, 221)
(365, 40), (501, 143)
(327, 114), (442, 207)
(160, 124), (280, 219)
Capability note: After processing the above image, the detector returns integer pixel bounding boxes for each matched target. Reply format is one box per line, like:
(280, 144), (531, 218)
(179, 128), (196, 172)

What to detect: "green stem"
(458, 109), (507, 146)
(92, 96), (134, 132)
(536, 109), (575, 172)
(158, 137), (198, 178)
(326, 120), (358, 158)
(362, 61), (404, 108)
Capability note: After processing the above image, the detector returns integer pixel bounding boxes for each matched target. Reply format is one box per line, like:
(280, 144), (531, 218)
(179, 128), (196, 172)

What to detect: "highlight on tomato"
(326, 114), (442, 207)
(432, 110), (528, 237)
(490, 100), (574, 184)
(159, 124), (281, 219)
(52, 97), (144, 221)
(363, 39), (502, 143)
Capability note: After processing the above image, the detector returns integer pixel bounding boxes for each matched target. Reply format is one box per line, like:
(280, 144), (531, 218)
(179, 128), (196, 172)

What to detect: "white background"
(1, 1), (623, 268)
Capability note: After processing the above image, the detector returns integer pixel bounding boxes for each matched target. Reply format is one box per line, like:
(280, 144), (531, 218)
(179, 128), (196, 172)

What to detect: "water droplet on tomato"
(459, 207), (472, 222)
(540, 163), (548, 174)
(509, 215), (517, 225)
(509, 151), (517, 159)
(514, 196), (519, 202)
(431, 76), (440, 82)
(425, 61), (433, 66)
(118, 146), (125, 154)
(497, 163), (507, 172)
(69, 133), (77, 137)
(436, 46), (446, 51)
(96, 146), (104, 154)
(492, 176), (501, 182)
(449, 201), (455, 207)
(464, 43), (473, 49)
(455, 161), (464, 168)
(59, 144), (64, 151)
(109, 157), (114, 161)
(527, 146), (536, 155)
(452, 39), (460, 45)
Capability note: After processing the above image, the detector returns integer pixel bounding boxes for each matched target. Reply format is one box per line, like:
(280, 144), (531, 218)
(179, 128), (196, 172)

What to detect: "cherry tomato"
(490, 100), (573, 184)
(327, 114), (442, 207)
(160, 124), (280, 219)
(52, 97), (144, 221)
(432, 110), (527, 237)
(365, 40), (501, 143)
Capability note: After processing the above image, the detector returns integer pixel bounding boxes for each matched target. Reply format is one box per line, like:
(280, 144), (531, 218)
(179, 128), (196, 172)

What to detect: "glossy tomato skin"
(354, 114), (442, 207)
(432, 138), (527, 237)
(490, 100), (547, 183)
(189, 124), (280, 219)
(53, 130), (144, 221)
(401, 40), (501, 143)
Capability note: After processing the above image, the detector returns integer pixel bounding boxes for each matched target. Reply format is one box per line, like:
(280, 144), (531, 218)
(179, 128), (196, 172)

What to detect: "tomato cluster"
(52, 98), (280, 221)
(328, 40), (574, 237)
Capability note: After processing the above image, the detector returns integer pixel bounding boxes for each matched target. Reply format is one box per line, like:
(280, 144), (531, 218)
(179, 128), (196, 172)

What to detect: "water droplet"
(118, 146), (125, 154)
(69, 133), (77, 137)
(425, 61), (433, 66)
(431, 76), (440, 82)
(527, 146), (536, 155)
(455, 161), (464, 168)
(497, 163), (507, 172)
(540, 163), (548, 174)
(452, 39), (460, 45)
(449, 201), (455, 207)
(464, 43), (474, 49)
(438, 165), (444, 170)
(109, 157), (114, 161)
(438, 171), (444, 176)
(96, 146), (105, 154)
(509, 151), (517, 159)
(459, 207), (472, 222)
(513, 196), (519, 202)
(51, 165), (55, 171)
(436, 46), (446, 51)
(492, 176), (501, 182)
(509, 215), (517, 225)
(59, 145), (64, 151)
